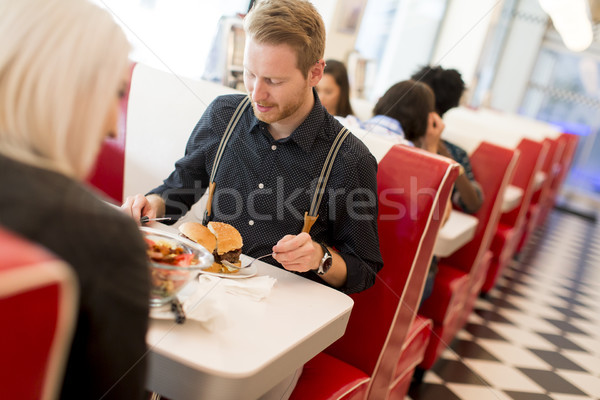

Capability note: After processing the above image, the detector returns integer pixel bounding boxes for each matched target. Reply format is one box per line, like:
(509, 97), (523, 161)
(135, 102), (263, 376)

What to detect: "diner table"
(144, 225), (354, 400)
(433, 210), (479, 257)
(501, 185), (524, 213)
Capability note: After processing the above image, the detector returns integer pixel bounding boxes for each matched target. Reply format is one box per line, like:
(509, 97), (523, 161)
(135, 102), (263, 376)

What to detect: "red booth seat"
(0, 227), (78, 400)
(481, 138), (548, 294)
(292, 145), (460, 400)
(417, 142), (520, 372)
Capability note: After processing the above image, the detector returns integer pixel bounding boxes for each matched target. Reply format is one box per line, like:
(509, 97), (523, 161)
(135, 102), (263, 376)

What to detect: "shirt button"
(249, 220), (255, 226)
(271, 145), (277, 150)
(258, 183), (264, 189)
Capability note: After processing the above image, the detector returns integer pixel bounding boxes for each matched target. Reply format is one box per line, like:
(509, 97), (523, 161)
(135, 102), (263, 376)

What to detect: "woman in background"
(0, 0), (149, 398)
(317, 59), (355, 117)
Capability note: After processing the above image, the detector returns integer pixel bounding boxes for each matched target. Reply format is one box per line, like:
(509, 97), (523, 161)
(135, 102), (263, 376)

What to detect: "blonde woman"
(0, 0), (149, 399)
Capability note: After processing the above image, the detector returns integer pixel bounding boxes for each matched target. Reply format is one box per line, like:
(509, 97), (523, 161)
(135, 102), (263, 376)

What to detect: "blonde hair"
(0, 0), (130, 178)
(244, 0), (325, 76)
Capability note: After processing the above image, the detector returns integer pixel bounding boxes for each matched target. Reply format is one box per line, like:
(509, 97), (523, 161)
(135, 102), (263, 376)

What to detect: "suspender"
(301, 127), (350, 233)
(203, 95), (350, 235)
(203, 96), (251, 224)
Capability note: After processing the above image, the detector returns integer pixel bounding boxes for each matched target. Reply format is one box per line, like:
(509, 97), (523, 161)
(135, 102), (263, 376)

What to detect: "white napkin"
(198, 274), (276, 301)
(180, 278), (228, 331)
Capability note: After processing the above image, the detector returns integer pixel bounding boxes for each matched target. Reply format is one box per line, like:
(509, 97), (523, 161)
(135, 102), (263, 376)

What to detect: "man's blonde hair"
(244, 0), (325, 76)
(0, 0), (130, 178)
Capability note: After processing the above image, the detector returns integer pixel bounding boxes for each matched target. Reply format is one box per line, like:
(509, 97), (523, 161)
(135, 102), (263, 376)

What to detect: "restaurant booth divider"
(417, 142), (520, 373)
(0, 227), (79, 400)
(482, 138), (549, 294)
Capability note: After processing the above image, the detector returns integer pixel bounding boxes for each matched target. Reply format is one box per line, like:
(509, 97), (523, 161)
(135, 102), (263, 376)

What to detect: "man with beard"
(123, 0), (383, 298)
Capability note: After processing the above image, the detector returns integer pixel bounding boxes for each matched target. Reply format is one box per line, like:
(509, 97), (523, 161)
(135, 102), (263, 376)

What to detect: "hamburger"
(178, 221), (243, 274)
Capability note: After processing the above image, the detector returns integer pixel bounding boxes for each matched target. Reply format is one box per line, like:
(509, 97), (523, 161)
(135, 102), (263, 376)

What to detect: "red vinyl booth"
(539, 132), (579, 224)
(481, 138), (549, 294)
(291, 145), (460, 400)
(86, 63), (136, 204)
(418, 142), (520, 371)
(515, 136), (564, 252)
(0, 227), (78, 400)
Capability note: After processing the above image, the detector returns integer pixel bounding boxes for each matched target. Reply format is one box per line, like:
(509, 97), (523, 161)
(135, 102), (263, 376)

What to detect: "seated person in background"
(411, 65), (483, 213)
(359, 80), (451, 303)
(122, 0), (383, 297)
(316, 59), (355, 117)
(0, 0), (149, 399)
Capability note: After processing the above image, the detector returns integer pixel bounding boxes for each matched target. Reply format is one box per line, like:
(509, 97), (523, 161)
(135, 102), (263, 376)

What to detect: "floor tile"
(430, 359), (490, 386)
(408, 383), (462, 400)
(406, 211), (600, 400)
(518, 369), (587, 395)
(476, 340), (552, 369)
(550, 395), (597, 400)
(503, 391), (554, 400)
(536, 333), (587, 352)
(486, 324), (557, 350)
(463, 360), (545, 392)
(464, 322), (508, 341)
(543, 319), (589, 335)
(450, 339), (500, 361)
(446, 383), (512, 400)
(474, 309), (514, 324)
(527, 349), (587, 372)
(556, 371), (600, 398)
(551, 306), (589, 321)
(560, 350), (600, 376)
(564, 334), (600, 356)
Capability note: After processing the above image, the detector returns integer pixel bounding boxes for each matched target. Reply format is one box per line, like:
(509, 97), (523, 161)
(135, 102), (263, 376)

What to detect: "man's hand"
(121, 194), (165, 224)
(271, 232), (321, 273)
(423, 112), (444, 153)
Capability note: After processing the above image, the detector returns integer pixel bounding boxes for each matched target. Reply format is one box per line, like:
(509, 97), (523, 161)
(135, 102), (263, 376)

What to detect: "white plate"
(197, 255), (258, 279)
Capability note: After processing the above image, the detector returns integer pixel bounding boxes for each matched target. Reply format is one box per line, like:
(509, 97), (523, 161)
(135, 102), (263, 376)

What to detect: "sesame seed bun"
(207, 222), (243, 255)
(178, 222), (216, 254)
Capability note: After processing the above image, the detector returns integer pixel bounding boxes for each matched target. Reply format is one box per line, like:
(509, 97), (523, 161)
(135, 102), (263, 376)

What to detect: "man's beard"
(251, 87), (307, 124)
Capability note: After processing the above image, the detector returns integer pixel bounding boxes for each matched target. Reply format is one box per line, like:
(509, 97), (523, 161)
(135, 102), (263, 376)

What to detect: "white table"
(502, 185), (524, 213)
(145, 255), (354, 400)
(533, 171), (547, 191)
(433, 210), (479, 257)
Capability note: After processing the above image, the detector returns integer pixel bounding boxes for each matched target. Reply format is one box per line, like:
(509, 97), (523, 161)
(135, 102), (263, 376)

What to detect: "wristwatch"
(316, 243), (333, 276)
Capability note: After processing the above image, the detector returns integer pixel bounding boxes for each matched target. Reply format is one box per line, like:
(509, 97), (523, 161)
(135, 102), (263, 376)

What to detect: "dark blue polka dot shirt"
(149, 91), (383, 294)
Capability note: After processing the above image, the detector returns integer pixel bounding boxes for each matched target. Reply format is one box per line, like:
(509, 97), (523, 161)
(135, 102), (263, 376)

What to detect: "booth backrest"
(500, 138), (548, 228)
(123, 63), (241, 200)
(86, 63), (136, 203)
(442, 142), (520, 274)
(0, 227), (78, 400)
(325, 145), (459, 399)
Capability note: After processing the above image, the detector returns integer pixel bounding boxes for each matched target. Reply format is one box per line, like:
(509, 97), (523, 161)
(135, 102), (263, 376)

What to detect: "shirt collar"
(248, 88), (325, 153)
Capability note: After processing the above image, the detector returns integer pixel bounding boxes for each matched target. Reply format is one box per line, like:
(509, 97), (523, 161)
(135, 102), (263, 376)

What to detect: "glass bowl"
(141, 226), (214, 307)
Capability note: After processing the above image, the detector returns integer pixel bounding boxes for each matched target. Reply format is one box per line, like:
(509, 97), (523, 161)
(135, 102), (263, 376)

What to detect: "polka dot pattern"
(149, 91), (383, 294)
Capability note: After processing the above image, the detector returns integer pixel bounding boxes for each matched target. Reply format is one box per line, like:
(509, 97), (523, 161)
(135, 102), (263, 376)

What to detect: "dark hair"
(324, 59), (354, 117)
(411, 65), (465, 116)
(373, 80), (435, 142)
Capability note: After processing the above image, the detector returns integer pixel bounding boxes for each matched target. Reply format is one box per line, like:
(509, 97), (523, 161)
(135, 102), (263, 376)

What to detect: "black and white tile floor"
(408, 210), (600, 400)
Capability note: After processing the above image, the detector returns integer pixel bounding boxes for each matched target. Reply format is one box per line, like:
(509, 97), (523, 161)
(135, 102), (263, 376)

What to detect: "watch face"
(318, 244), (332, 275)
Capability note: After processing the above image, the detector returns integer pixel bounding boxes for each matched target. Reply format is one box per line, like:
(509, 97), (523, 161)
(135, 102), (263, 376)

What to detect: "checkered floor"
(408, 210), (600, 400)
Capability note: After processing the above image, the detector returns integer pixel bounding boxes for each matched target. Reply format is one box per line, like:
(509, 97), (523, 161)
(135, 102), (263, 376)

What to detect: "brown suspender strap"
(301, 126), (351, 234)
(204, 96), (251, 223)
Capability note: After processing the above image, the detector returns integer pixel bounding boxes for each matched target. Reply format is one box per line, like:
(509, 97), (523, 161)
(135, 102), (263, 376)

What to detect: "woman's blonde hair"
(0, 0), (130, 178)
(243, 0), (325, 77)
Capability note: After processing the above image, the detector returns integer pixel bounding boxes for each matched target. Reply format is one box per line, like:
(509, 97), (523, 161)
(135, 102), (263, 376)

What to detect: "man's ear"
(308, 59), (325, 87)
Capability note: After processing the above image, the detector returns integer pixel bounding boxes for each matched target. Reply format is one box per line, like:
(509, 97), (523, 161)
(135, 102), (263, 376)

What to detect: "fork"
(221, 253), (273, 270)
